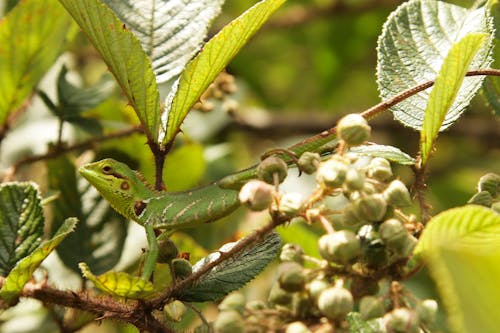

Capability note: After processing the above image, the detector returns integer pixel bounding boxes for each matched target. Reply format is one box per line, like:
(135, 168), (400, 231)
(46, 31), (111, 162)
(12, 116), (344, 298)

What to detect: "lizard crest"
(79, 158), (155, 223)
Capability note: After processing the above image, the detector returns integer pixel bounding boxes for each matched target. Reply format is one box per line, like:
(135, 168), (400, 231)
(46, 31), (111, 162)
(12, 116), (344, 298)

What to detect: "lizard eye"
(102, 165), (112, 174)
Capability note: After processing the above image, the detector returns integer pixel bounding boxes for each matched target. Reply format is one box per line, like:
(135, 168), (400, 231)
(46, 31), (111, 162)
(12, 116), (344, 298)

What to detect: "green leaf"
(347, 312), (383, 333)
(58, 0), (161, 142)
(482, 0), (500, 116)
(179, 231), (281, 302)
(0, 218), (77, 304)
(162, 0), (286, 145)
(47, 156), (128, 275)
(349, 144), (415, 165)
(377, 0), (493, 131)
(164, 143), (206, 192)
(0, 0), (72, 126)
(420, 33), (487, 165)
(414, 205), (500, 333)
(79, 263), (155, 299)
(57, 66), (114, 119)
(103, 0), (225, 84)
(0, 182), (45, 276)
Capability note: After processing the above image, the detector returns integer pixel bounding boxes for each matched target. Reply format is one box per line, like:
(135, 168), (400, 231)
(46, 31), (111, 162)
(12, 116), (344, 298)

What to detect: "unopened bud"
(278, 192), (304, 218)
(172, 258), (192, 279)
(337, 114), (371, 146)
(218, 292), (246, 314)
(214, 310), (244, 333)
(257, 156), (288, 184)
(286, 321), (311, 333)
(383, 308), (419, 333)
(317, 286), (354, 320)
(157, 238), (179, 263)
(417, 299), (438, 326)
(318, 230), (361, 264)
(478, 173), (500, 197)
(384, 180), (412, 208)
(278, 262), (306, 292)
(163, 300), (187, 322)
(368, 157), (392, 181)
(317, 158), (349, 188)
(280, 243), (305, 265)
(468, 191), (493, 207)
(239, 180), (275, 211)
(298, 152), (321, 174)
(356, 194), (387, 222)
(379, 219), (408, 248)
(344, 168), (366, 191)
(308, 278), (331, 301)
(268, 283), (293, 306)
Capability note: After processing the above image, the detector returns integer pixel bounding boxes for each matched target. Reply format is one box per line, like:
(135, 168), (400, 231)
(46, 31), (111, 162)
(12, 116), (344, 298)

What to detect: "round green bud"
(341, 203), (365, 228)
(478, 173), (500, 197)
(218, 292), (246, 314)
(368, 157), (392, 181)
(278, 262), (306, 292)
(383, 180), (412, 208)
(280, 243), (305, 265)
(417, 299), (438, 326)
(383, 308), (419, 333)
(316, 159), (349, 188)
(213, 310), (244, 333)
(157, 238), (179, 263)
(257, 156), (288, 184)
(246, 300), (267, 311)
(344, 168), (366, 192)
(356, 194), (387, 222)
(308, 278), (331, 301)
(279, 192), (304, 218)
(318, 230), (361, 264)
(298, 152), (321, 174)
(286, 321), (312, 333)
(398, 234), (418, 257)
(468, 191), (493, 207)
(268, 283), (293, 306)
(163, 300), (187, 322)
(359, 296), (385, 321)
(172, 258), (192, 279)
(239, 180), (275, 211)
(337, 113), (371, 146)
(317, 286), (354, 320)
(378, 219), (408, 248)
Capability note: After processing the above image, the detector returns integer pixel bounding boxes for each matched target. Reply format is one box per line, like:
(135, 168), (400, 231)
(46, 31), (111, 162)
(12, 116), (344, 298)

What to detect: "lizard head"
(79, 158), (155, 222)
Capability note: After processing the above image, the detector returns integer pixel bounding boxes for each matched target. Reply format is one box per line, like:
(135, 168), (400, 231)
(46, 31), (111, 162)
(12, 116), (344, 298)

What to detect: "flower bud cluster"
(468, 172), (499, 211)
(193, 72), (239, 113)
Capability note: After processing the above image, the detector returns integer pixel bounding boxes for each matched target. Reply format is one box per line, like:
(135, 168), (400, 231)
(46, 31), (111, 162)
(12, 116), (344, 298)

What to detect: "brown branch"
(2, 126), (144, 181)
(0, 278), (173, 333)
(265, 0), (402, 29)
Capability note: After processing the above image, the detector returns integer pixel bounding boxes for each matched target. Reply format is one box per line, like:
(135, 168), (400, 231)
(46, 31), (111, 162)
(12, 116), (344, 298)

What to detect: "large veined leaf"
(80, 263), (155, 299)
(0, 182), (44, 276)
(0, 218), (77, 304)
(161, 0), (286, 145)
(420, 33), (487, 165)
(179, 231), (281, 302)
(58, 0), (161, 142)
(0, 0), (72, 126)
(415, 205), (500, 333)
(103, 0), (225, 84)
(348, 144), (416, 165)
(47, 156), (128, 275)
(377, 0), (493, 130)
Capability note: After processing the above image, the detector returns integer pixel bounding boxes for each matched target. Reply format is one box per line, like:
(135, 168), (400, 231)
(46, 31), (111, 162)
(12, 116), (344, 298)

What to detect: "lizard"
(78, 117), (357, 280)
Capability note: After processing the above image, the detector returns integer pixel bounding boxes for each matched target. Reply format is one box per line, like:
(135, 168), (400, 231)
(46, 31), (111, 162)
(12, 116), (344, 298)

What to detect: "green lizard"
(78, 125), (342, 279)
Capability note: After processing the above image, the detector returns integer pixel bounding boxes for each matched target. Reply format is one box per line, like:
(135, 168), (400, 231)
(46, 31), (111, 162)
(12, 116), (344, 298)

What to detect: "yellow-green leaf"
(58, 0), (161, 142)
(79, 263), (155, 299)
(162, 0), (286, 145)
(164, 143), (206, 192)
(415, 206), (500, 333)
(0, 0), (72, 126)
(0, 218), (77, 304)
(420, 33), (487, 165)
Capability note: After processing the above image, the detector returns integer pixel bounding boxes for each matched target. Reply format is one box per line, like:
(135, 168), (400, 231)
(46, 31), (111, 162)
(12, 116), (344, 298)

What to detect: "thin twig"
(2, 126), (143, 181)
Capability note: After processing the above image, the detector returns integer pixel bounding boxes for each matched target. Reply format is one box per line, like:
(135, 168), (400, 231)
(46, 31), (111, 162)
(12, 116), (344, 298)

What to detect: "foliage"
(0, 0), (498, 332)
